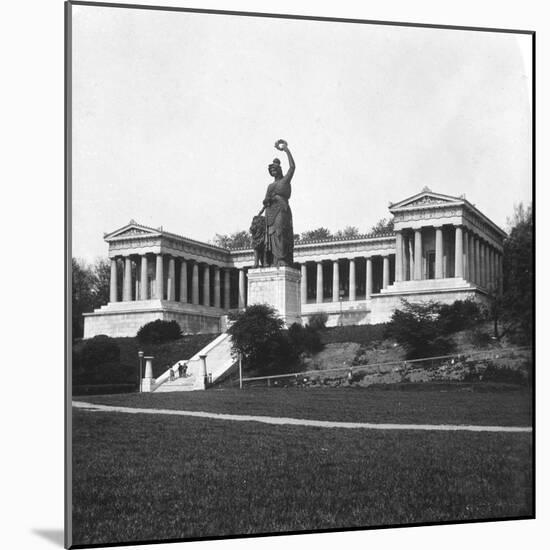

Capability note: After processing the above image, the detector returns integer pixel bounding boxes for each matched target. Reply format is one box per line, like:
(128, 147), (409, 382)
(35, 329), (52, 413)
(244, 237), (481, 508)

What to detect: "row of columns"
(299, 255), (392, 304)
(110, 254), (248, 309)
(394, 225), (503, 290)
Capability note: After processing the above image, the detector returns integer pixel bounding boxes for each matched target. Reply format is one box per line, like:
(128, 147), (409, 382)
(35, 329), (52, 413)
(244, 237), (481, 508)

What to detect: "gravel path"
(72, 401), (532, 433)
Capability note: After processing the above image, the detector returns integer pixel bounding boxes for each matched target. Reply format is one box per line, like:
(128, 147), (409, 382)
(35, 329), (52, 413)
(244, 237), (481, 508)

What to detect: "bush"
(72, 336), (131, 386)
(307, 312), (328, 331)
(387, 300), (455, 359)
(228, 304), (294, 373)
(287, 323), (324, 355)
(136, 320), (182, 344)
(438, 299), (484, 334)
(73, 335), (120, 373)
(467, 330), (493, 348)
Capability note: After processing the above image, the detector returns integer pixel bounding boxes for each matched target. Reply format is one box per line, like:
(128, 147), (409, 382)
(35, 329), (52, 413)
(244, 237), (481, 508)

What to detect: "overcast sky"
(71, 5), (532, 262)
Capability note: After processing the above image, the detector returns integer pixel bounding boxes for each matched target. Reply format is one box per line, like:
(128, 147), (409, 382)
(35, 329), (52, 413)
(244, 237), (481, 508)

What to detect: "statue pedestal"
(247, 267), (302, 327)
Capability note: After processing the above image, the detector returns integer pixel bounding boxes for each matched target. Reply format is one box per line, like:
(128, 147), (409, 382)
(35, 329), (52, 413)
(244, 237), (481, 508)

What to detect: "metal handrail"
(241, 347), (532, 383)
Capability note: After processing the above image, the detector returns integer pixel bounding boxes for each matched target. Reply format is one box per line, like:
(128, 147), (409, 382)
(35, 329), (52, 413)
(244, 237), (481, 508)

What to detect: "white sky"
(71, 5), (532, 262)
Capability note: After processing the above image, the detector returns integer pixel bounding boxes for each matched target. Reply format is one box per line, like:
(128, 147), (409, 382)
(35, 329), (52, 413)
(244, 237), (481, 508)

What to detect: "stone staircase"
(151, 332), (237, 392)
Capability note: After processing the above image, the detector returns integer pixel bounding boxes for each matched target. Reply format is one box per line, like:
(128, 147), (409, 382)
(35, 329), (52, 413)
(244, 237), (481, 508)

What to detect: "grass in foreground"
(71, 409), (532, 546)
(79, 386), (532, 427)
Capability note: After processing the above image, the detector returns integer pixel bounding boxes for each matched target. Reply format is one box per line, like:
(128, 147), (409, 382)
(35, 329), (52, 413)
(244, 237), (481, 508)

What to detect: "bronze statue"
(253, 139), (295, 267)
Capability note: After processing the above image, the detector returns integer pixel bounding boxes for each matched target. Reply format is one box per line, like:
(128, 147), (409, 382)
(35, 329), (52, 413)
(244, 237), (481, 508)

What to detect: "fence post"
(239, 353), (243, 390)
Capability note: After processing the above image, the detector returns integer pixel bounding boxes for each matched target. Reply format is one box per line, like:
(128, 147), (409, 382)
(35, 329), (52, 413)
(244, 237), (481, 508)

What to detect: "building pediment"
(390, 189), (463, 211)
(104, 221), (162, 241)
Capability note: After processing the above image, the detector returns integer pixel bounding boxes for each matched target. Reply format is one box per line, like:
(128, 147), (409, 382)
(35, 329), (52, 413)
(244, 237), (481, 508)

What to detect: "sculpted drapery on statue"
(251, 139), (296, 267)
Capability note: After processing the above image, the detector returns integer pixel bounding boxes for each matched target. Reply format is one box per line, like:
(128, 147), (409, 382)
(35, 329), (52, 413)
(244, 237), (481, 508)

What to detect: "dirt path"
(72, 401), (532, 433)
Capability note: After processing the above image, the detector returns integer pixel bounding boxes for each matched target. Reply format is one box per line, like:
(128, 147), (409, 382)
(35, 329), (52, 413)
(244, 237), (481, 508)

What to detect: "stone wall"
(83, 305), (221, 338)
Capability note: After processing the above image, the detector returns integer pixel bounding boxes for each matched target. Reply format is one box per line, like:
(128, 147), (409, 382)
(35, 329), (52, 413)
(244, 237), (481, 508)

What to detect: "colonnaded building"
(83, 189), (506, 338)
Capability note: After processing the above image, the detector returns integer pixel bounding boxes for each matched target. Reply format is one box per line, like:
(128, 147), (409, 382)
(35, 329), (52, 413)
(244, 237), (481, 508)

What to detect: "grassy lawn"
(72, 407), (532, 546)
(79, 386), (532, 427)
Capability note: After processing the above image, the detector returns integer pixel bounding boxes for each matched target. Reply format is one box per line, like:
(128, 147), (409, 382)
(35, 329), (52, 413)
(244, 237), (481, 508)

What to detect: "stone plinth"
(247, 267), (302, 327)
(83, 300), (223, 338)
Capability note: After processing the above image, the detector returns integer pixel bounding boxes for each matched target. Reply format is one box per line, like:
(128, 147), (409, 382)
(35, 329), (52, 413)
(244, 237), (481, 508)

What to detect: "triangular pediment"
(104, 221), (162, 241)
(390, 189), (463, 211)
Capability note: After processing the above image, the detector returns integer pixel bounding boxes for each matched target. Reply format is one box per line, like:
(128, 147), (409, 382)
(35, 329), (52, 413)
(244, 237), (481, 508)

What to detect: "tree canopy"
(300, 227), (333, 241)
(212, 231), (252, 250)
(370, 217), (394, 235)
(72, 257), (111, 339)
(501, 203), (533, 345)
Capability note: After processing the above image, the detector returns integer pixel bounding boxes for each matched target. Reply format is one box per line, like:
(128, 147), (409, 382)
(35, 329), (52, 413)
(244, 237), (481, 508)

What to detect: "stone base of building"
(83, 300), (224, 338)
(247, 266), (302, 327)
(302, 300), (370, 327)
(370, 278), (488, 324)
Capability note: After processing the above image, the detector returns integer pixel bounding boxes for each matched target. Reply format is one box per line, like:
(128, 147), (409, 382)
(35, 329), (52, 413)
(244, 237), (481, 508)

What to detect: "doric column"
(382, 256), (390, 289)
(179, 260), (188, 303)
(332, 260), (339, 302)
(203, 265), (211, 306)
(349, 259), (356, 301)
(395, 232), (403, 282)
(435, 227), (443, 279)
(454, 226), (463, 278)
(140, 255), (148, 300)
(223, 269), (231, 309)
(214, 266), (221, 308)
(366, 257), (372, 299)
(480, 242), (487, 288)
(498, 253), (503, 293)
(301, 264), (307, 304)
(167, 257), (176, 301)
(487, 247), (493, 290)
(155, 254), (164, 299)
(468, 233), (477, 283)
(109, 258), (118, 303)
(123, 256), (132, 301)
(474, 236), (481, 285)
(316, 262), (323, 304)
(408, 235), (415, 280)
(485, 244), (490, 289)
(238, 269), (246, 309)
(413, 229), (423, 280)
(463, 230), (470, 282)
(192, 262), (199, 305)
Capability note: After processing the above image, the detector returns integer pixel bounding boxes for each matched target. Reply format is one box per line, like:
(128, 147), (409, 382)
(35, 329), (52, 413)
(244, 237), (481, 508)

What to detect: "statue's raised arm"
(275, 139), (295, 183)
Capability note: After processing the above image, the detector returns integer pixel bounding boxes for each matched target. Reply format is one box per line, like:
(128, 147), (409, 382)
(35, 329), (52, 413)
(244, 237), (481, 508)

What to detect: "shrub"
(438, 299), (484, 334)
(287, 323), (324, 355)
(307, 312), (328, 331)
(72, 336), (128, 386)
(73, 335), (121, 373)
(136, 319), (182, 344)
(387, 300), (455, 359)
(228, 304), (295, 373)
(467, 330), (493, 348)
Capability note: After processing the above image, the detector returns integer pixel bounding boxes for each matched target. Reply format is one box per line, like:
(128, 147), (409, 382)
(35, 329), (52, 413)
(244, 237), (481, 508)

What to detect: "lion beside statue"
(250, 214), (267, 268)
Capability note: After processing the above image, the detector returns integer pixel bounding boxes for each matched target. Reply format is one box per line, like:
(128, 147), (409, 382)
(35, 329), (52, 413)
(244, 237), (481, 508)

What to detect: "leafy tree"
(72, 257), (112, 339)
(387, 299), (455, 359)
(287, 323), (324, 355)
(227, 304), (295, 373)
(93, 257), (111, 307)
(72, 258), (96, 339)
(370, 217), (394, 235)
(213, 230), (252, 249)
(502, 203), (533, 345)
(300, 227), (332, 241)
(438, 299), (484, 334)
(334, 226), (360, 239)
